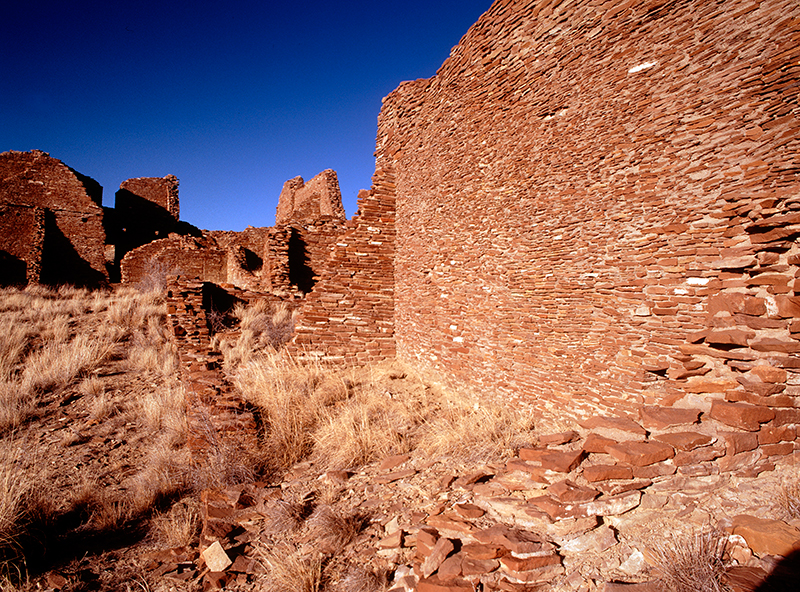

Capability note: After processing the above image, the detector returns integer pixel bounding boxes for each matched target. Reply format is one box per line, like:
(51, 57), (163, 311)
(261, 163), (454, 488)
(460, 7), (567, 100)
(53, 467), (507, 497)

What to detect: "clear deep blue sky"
(1, 0), (491, 231)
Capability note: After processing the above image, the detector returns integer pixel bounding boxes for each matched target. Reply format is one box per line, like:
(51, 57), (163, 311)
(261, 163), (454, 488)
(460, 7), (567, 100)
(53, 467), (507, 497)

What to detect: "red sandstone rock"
(710, 400), (775, 431)
(517, 448), (584, 473)
(583, 433), (618, 453)
(605, 441), (675, 467)
(730, 515), (800, 557)
(722, 432), (759, 455)
(582, 464), (634, 482)
(421, 538), (456, 578)
(640, 406), (701, 430)
(538, 430), (579, 446)
(547, 479), (600, 503)
(453, 503), (485, 520)
(417, 575), (474, 592)
(652, 431), (714, 451)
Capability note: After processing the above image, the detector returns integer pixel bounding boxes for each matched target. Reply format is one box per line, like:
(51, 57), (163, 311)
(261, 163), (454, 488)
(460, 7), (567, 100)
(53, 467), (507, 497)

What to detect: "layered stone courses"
(288, 166), (397, 363)
(0, 150), (106, 286)
(354, 0), (800, 475)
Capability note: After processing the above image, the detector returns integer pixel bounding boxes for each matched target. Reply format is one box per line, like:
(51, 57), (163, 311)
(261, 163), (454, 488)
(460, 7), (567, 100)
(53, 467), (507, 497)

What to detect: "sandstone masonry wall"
(0, 150), (107, 286)
(275, 169), (346, 225)
(380, 0), (800, 454)
(289, 168), (396, 363)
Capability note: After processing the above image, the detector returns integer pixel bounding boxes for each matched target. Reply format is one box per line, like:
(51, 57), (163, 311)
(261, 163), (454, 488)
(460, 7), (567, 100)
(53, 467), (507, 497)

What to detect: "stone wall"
(0, 204), (44, 285)
(377, 0), (800, 459)
(121, 235), (228, 286)
(0, 150), (107, 286)
(289, 167), (396, 363)
(275, 169), (346, 225)
(114, 175), (182, 269)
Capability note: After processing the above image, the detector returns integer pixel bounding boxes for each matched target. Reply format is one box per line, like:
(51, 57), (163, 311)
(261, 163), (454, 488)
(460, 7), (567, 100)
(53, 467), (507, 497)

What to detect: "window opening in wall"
(288, 228), (314, 293)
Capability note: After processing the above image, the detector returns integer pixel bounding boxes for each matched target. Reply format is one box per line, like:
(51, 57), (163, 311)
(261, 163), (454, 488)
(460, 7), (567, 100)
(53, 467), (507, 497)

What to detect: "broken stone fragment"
(651, 431), (714, 451)
(201, 541), (232, 572)
(709, 400), (775, 431)
(640, 406), (701, 430)
(421, 537), (455, 578)
(517, 448), (584, 472)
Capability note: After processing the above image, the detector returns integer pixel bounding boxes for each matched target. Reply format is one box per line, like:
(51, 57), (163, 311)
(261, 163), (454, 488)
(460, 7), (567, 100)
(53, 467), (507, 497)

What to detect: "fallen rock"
(517, 448), (584, 472)
(730, 514), (800, 557)
(640, 406), (701, 429)
(421, 538), (456, 578)
(201, 541), (232, 572)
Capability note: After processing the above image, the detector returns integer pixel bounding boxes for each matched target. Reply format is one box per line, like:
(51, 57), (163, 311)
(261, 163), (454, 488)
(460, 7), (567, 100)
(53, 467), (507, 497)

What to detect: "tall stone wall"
(0, 150), (107, 286)
(289, 168), (396, 363)
(381, 0), (800, 424)
(114, 175), (182, 269)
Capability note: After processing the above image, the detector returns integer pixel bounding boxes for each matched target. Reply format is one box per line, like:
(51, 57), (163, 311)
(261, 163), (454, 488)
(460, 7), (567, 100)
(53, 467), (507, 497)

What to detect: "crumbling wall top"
(0, 149), (103, 211)
(119, 175), (180, 220)
(275, 169), (345, 225)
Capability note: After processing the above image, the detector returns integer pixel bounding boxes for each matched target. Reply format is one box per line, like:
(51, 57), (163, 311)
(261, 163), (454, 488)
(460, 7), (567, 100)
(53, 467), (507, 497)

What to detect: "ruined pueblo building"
(0, 150), (107, 286)
(3, 0), (800, 476)
(288, 0), (800, 472)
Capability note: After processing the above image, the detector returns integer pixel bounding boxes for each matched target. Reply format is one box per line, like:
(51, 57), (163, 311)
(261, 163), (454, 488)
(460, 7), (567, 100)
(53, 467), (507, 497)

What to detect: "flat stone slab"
(652, 431), (714, 451)
(640, 406), (701, 429)
(710, 400), (775, 431)
(517, 448), (584, 472)
(730, 514), (800, 557)
(606, 440), (675, 466)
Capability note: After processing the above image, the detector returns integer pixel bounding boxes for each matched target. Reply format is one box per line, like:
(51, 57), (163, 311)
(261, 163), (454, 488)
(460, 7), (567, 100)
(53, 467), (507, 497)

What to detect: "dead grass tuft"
(307, 506), (367, 553)
(216, 300), (296, 368)
(149, 498), (200, 549)
(647, 529), (731, 592)
(776, 478), (800, 521)
(237, 355), (535, 474)
(257, 543), (323, 592)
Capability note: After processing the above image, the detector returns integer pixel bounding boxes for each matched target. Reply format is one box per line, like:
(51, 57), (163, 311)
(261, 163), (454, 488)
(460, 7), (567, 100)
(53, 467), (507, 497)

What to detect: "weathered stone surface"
(583, 433), (618, 453)
(421, 538), (456, 578)
(710, 401), (775, 431)
(606, 441), (675, 467)
(547, 479), (600, 503)
(652, 431), (714, 451)
(582, 464), (634, 482)
(517, 448), (584, 473)
(640, 406), (701, 430)
(559, 525), (618, 554)
(201, 541), (232, 572)
(730, 515), (800, 557)
(417, 575), (474, 592)
(538, 430), (580, 446)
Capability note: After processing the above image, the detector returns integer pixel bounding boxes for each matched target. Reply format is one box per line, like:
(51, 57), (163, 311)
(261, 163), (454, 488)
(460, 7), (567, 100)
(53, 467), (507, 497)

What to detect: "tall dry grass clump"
(236, 354), (535, 474)
(647, 529), (731, 592)
(216, 300), (295, 368)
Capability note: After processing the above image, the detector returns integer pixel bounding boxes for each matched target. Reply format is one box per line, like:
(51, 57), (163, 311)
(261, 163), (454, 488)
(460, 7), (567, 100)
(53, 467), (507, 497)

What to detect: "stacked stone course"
(371, 0), (800, 473)
(0, 150), (107, 286)
(288, 166), (397, 363)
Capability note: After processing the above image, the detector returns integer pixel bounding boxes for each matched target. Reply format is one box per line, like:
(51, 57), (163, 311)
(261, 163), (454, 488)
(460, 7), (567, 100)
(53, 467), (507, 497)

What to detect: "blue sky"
(1, 1), (491, 230)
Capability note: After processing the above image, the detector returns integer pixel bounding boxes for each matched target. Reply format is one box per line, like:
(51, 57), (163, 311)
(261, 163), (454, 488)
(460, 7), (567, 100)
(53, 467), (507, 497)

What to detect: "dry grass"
(776, 479), (800, 520)
(216, 300), (296, 368)
(257, 543), (324, 592)
(647, 529), (731, 592)
(0, 285), (191, 586)
(307, 506), (367, 553)
(236, 354), (535, 474)
(149, 497), (200, 549)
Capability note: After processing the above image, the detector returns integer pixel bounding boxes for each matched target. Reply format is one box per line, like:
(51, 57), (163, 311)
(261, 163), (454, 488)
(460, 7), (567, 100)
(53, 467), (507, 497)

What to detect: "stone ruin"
(3, 0), (800, 482)
(0, 150), (106, 286)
